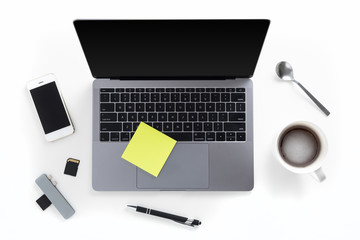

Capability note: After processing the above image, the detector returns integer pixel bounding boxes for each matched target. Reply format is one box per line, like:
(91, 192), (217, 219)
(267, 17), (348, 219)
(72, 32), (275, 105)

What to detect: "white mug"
(275, 121), (327, 182)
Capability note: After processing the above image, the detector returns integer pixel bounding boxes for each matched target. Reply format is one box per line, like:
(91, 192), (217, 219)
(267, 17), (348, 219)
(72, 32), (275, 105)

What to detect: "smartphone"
(27, 74), (74, 141)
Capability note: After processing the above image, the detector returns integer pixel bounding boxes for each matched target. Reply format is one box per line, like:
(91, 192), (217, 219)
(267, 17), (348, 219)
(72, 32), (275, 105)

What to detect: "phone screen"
(30, 82), (70, 134)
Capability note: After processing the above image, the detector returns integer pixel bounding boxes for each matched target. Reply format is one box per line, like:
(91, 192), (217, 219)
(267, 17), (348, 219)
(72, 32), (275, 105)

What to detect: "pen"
(127, 205), (201, 227)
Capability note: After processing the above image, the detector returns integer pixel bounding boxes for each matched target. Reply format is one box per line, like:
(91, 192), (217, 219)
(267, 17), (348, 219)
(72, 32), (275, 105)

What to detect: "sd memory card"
(64, 158), (80, 177)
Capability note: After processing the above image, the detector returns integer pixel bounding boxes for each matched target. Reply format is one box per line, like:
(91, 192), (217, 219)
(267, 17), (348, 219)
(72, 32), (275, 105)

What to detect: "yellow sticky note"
(121, 122), (177, 177)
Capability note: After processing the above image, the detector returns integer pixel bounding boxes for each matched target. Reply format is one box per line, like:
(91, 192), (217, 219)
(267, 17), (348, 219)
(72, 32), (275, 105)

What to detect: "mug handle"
(310, 167), (326, 182)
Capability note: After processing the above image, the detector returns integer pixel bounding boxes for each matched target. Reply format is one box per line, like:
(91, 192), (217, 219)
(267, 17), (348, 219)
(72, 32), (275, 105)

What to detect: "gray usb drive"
(35, 174), (75, 219)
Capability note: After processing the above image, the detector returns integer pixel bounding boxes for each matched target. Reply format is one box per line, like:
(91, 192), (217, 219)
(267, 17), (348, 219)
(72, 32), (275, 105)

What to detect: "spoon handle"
(293, 80), (330, 116)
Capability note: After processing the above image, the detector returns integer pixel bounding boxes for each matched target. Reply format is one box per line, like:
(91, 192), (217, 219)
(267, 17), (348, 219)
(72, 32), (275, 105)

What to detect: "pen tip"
(127, 205), (136, 208)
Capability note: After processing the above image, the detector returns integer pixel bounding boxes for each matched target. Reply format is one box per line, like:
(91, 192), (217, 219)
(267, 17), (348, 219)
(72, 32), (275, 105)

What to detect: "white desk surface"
(1, 1), (359, 239)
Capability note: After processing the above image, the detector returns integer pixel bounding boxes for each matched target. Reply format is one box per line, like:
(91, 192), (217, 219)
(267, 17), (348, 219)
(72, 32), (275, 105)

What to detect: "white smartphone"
(27, 74), (74, 141)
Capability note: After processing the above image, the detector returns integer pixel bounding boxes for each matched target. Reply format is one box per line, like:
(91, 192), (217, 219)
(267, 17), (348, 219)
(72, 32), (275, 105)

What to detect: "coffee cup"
(275, 121), (327, 182)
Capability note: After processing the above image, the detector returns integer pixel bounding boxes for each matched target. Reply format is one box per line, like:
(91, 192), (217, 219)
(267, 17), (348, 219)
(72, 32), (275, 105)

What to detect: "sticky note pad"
(121, 122), (177, 177)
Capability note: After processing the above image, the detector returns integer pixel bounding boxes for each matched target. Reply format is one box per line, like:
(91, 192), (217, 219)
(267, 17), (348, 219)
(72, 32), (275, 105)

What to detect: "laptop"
(74, 19), (270, 191)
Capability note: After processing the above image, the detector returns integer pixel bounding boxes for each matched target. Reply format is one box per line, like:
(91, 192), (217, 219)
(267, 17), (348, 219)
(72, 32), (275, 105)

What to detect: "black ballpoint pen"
(127, 205), (201, 227)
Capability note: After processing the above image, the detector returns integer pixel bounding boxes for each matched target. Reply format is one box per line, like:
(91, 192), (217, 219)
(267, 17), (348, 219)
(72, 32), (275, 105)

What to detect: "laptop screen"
(74, 20), (270, 79)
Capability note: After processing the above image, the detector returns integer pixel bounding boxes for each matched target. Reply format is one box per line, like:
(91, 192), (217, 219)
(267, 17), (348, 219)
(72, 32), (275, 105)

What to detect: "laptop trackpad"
(136, 144), (209, 189)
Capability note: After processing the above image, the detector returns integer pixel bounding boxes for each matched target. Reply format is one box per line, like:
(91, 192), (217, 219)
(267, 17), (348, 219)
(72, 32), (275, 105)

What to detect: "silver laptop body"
(74, 19), (270, 191)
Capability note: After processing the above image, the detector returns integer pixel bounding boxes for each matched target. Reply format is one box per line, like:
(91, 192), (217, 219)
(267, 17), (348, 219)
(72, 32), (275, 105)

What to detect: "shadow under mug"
(275, 121), (327, 182)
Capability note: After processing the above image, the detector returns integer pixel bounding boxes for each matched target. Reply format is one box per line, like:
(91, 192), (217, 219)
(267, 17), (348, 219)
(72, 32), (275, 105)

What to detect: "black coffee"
(279, 127), (320, 167)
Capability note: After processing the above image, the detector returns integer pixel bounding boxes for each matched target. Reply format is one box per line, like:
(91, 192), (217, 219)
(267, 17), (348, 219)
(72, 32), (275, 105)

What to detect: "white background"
(1, 0), (359, 239)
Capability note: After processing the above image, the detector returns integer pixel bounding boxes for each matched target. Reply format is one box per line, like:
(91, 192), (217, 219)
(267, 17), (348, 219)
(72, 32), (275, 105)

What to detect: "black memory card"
(64, 158), (80, 177)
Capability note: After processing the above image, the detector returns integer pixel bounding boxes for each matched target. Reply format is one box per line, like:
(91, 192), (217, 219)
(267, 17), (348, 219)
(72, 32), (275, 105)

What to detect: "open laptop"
(74, 19), (270, 191)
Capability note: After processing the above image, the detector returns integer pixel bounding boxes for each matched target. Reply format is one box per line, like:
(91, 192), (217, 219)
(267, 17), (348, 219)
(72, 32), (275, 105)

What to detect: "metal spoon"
(276, 61), (330, 116)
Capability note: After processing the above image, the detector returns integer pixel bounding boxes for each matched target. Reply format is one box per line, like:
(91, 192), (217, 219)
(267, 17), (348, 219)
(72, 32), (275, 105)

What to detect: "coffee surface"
(281, 129), (319, 167)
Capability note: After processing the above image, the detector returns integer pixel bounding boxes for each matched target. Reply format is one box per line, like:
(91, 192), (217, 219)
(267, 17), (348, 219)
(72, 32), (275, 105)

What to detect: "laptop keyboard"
(99, 88), (246, 142)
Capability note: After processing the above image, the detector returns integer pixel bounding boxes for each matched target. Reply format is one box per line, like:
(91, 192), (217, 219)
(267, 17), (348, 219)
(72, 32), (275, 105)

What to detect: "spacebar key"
(163, 132), (192, 141)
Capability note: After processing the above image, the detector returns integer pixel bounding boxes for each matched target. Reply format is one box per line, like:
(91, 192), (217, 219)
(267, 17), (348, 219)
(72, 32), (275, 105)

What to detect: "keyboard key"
(158, 113), (167, 121)
(168, 113), (177, 121)
(100, 93), (110, 102)
(206, 103), (215, 111)
(236, 103), (246, 111)
(123, 123), (132, 131)
(146, 103), (155, 112)
(161, 93), (170, 102)
(111, 93), (119, 102)
(100, 123), (122, 131)
(116, 88), (125, 92)
(178, 113), (187, 121)
(186, 103), (195, 112)
(176, 103), (185, 112)
(135, 88), (145, 92)
(226, 132), (236, 141)
(186, 88), (195, 92)
(188, 113), (197, 121)
(166, 103), (175, 112)
(236, 88), (245, 92)
(226, 103), (235, 112)
(214, 123), (223, 131)
(126, 103), (135, 112)
(219, 113), (228, 121)
(136, 103), (145, 112)
(183, 122), (192, 131)
(138, 113), (147, 121)
(204, 122), (213, 131)
(156, 103), (165, 112)
(229, 113), (245, 121)
(201, 93), (210, 102)
(209, 113), (218, 121)
(216, 103), (225, 111)
(191, 93), (200, 102)
(163, 132), (192, 141)
(100, 113), (117, 121)
(141, 93), (150, 102)
(206, 88), (215, 92)
(226, 88), (235, 92)
(131, 93), (140, 102)
(166, 88), (175, 92)
(181, 93), (190, 102)
(163, 123), (172, 131)
(156, 88), (165, 92)
(194, 123), (203, 131)
(224, 123), (246, 131)
(125, 88), (134, 92)
(151, 93), (160, 102)
(153, 122), (162, 131)
(211, 93), (220, 102)
(128, 113), (137, 121)
(120, 93), (129, 102)
(231, 93), (245, 102)
(115, 103), (125, 112)
(216, 88), (225, 92)
(148, 113), (157, 121)
(100, 132), (109, 141)
(196, 88), (205, 92)
(216, 132), (225, 141)
(199, 112), (207, 121)
(110, 132), (120, 141)
(196, 103), (205, 111)
(118, 113), (127, 122)
(176, 88), (185, 92)
(171, 93), (180, 102)
(206, 132), (215, 141)
(121, 132), (130, 141)
(133, 122), (140, 131)
(100, 103), (114, 112)
(237, 132), (246, 141)
(221, 93), (230, 102)
(146, 88), (155, 92)
(100, 88), (114, 92)
(194, 132), (205, 141)
(173, 123), (182, 131)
